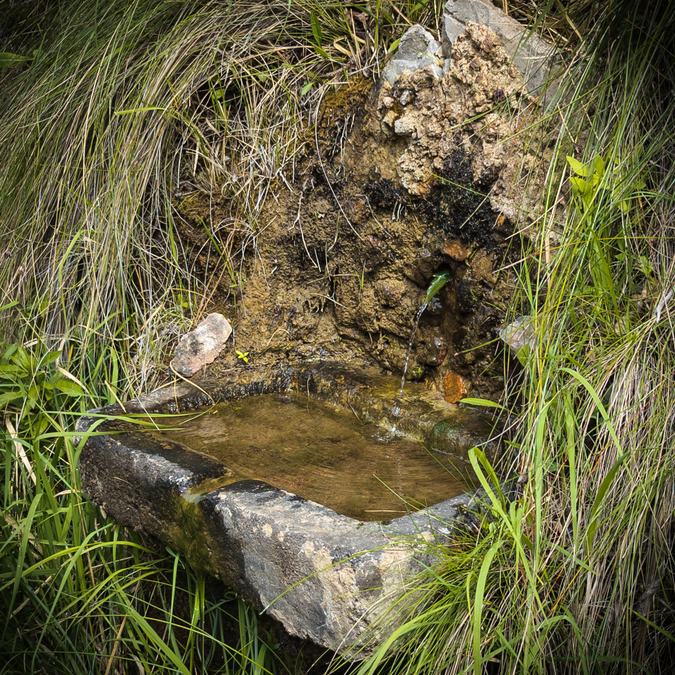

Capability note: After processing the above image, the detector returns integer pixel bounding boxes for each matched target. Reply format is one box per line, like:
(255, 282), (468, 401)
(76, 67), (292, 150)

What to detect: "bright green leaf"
(52, 378), (84, 397)
(570, 176), (590, 196)
(460, 397), (506, 411)
(566, 155), (591, 177)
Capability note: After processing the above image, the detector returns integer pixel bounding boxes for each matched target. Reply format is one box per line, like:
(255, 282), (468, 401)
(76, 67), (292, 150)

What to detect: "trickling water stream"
(389, 301), (428, 428)
(398, 302), (428, 395)
(390, 271), (452, 428)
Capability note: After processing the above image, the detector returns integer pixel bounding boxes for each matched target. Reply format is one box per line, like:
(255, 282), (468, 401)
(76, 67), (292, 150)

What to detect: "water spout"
(399, 271), (450, 393)
(398, 301), (428, 394)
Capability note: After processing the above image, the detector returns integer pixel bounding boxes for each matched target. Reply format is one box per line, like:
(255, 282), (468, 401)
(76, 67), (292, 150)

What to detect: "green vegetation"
(424, 272), (451, 304)
(1, 0), (673, 673)
(0, 1), (437, 671)
(0, 340), (288, 672)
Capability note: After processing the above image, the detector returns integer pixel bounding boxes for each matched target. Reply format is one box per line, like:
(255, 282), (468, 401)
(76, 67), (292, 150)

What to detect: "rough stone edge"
(382, 1), (559, 96)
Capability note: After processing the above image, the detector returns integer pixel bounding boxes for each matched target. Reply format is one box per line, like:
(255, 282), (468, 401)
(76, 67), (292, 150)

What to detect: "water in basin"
(155, 391), (473, 521)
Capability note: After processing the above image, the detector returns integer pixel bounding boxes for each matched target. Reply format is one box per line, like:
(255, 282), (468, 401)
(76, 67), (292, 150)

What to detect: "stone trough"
(77, 363), (492, 653)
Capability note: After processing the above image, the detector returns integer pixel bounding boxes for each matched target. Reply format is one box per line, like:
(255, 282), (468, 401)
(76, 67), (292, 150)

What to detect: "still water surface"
(156, 392), (471, 521)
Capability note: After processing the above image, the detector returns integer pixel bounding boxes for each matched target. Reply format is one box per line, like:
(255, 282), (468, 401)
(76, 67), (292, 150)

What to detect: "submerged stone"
(442, 370), (470, 403)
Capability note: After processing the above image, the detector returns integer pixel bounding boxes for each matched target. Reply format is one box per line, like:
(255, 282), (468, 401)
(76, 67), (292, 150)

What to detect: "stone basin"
(77, 363), (492, 653)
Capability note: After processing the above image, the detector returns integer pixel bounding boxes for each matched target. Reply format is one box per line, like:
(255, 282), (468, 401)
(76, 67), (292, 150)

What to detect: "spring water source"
(153, 391), (471, 522)
(389, 271), (452, 429)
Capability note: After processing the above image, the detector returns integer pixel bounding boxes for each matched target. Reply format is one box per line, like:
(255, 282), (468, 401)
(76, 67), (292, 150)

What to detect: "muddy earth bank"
(175, 24), (548, 400)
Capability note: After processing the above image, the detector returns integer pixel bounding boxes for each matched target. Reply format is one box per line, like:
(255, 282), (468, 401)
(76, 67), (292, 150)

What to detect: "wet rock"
(442, 0), (557, 94)
(382, 24), (444, 85)
(442, 370), (470, 403)
(416, 332), (449, 366)
(170, 313), (232, 377)
(428, 416), (488, 457)
(425, 297), (445, 320)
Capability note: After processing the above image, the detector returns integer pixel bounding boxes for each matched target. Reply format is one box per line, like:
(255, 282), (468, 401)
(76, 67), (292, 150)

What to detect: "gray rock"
(442, 0), (558, 94)
(170, 312), (232, 377)
(382, 24), (443, 84)
(393, 114), (417, 136)
(499, 315), (536, 355)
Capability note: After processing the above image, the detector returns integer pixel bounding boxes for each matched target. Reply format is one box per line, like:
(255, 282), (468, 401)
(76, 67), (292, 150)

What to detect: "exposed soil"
(174, 25), (549, 400)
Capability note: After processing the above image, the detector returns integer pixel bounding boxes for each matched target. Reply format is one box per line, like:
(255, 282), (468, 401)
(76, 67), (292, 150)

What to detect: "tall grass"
(351, 1), (675, 672)
(0, 341), (289, 672)
(0, 0), (440, 392)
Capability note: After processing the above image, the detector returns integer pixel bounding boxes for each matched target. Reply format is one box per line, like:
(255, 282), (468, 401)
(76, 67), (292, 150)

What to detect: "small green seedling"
(236, 350), (250, 364)
(425, 271), (451, 303)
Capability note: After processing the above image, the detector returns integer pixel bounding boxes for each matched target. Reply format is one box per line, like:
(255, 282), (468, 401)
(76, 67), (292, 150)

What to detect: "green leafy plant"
(566, 154), (606, 208)
(0, 344), (85, 411)
(424, 271), (451, 303)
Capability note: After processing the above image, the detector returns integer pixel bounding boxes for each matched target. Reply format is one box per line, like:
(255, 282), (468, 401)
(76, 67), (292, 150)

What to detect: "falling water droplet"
(397, 301), (427, 395)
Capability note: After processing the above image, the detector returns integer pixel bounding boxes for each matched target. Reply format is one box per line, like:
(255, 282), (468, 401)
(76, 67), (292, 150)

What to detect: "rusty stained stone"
(442, 370), (470, 403)
(442, 239), (470, 261)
